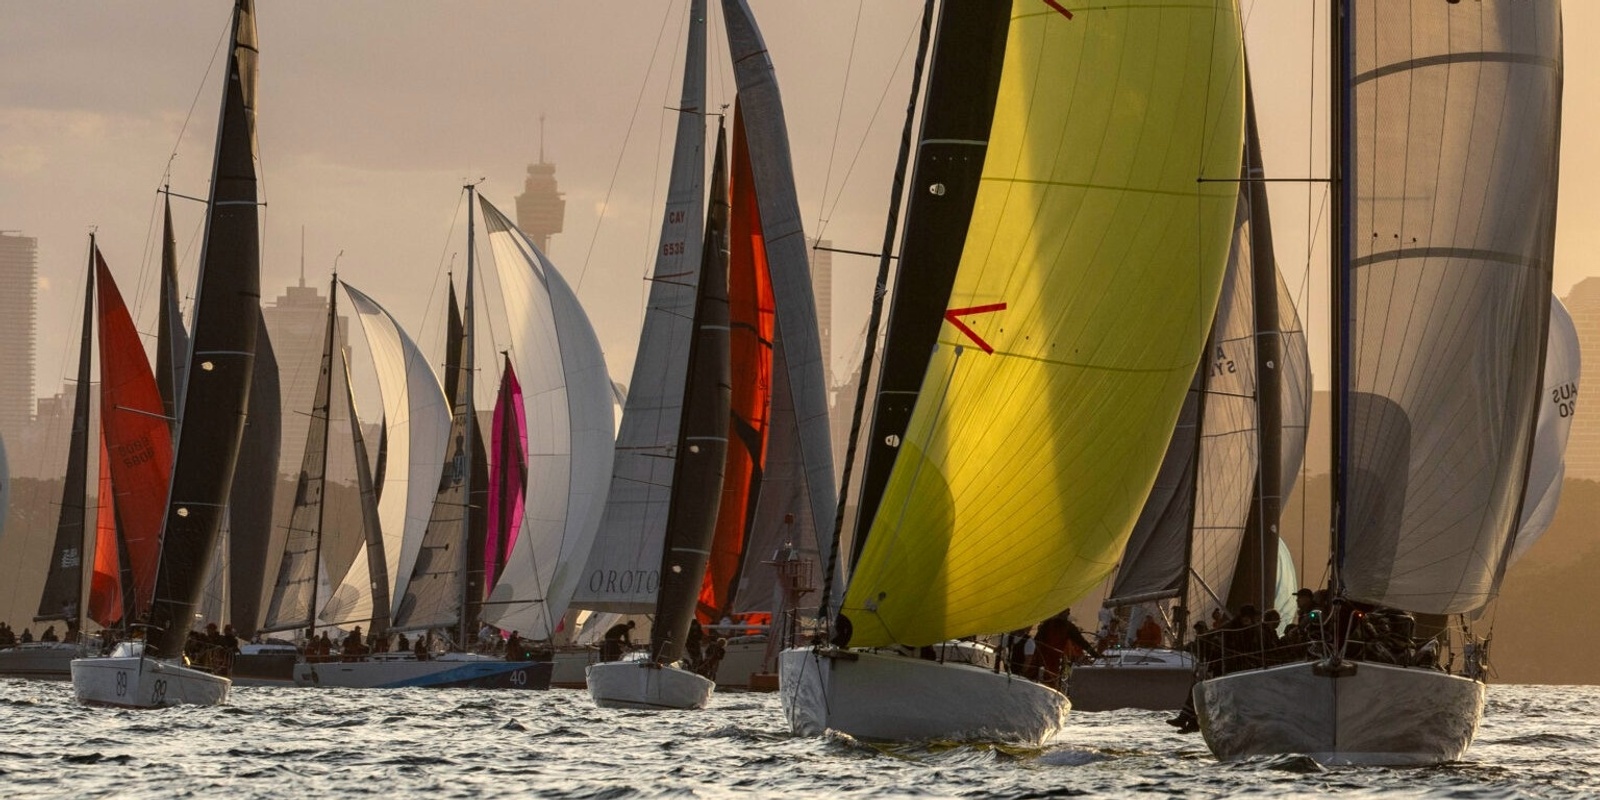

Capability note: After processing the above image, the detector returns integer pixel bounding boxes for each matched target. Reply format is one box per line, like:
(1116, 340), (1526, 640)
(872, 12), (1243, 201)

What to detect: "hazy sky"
(2, 1), (1597, 410)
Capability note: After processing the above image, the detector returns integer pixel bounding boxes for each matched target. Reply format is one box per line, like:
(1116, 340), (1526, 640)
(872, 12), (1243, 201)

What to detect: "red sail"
(95, 255), (173, 618)
(698, 104), (775, 622)
(88, 436), (123, 627)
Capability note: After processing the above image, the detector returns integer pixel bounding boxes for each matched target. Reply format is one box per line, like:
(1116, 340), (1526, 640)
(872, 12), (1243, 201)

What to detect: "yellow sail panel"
(844, 0), (1245, 647)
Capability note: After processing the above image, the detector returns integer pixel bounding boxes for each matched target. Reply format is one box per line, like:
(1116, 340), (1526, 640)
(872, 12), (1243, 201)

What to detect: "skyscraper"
(515, 117), (566, 254)
(0, 232), (37, 445)
(1561, 279), (1600, 480)
(263, 274), (346, 477)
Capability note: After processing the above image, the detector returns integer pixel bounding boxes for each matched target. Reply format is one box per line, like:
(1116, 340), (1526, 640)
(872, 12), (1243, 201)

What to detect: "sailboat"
(586, 118), (732, 710)
(71, 0), (262, 708)
(1193, 0), (1564, 765)
(1069, 82), (1313, 713)
(779, 0), (1246, 743)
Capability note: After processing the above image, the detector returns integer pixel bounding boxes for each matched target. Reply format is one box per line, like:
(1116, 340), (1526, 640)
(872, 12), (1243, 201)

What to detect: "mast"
(460, 183), (478, 648)
(1328, 0), (1349, 601)
(36, 236), (95, 628)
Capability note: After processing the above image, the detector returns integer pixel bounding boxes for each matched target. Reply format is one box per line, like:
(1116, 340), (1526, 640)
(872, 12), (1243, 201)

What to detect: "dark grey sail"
(36, 241), (95, 625)
(652, 125), (732, 665)
(344, 351), (390, 634)
(156, 193), (189, 433)
(847, 2), (1010, 570)
(149, 0), (260, 658)
(227, 312), (278, 637)
(261, 278), (338, 634)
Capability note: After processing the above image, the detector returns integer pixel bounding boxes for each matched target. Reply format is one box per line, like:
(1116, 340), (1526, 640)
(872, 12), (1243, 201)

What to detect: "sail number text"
(1552, 382), (1578, 418)
(587, 569), (659, 596)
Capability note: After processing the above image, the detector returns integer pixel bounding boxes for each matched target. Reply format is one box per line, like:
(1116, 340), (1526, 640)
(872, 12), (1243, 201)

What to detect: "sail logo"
(60, 547), (81, 569)
(1552, 382), (1578, 418)
(115, 436), (157, 467)
(1212, 346), (1238, 376)
(587, 569), (659, 596)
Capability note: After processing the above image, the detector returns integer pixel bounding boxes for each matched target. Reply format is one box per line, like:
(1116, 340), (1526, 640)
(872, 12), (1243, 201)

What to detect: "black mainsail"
(149, 0), (261, 658)
(36, 239), (96, 626)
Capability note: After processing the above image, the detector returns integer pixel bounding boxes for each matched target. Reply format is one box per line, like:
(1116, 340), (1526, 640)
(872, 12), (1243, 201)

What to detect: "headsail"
(478, 197), (614, 639)
(1339, 2), (1563, 615)
(1509, 295), (1580, 566)
(88, 437), (123, 627)
(572, 0), (706, 614)
(95, 253), (173, 620)
(487, 358), (528, 595)
(842, 0), (1245, 647)
(342, 282), (449, 624)
(700, 103), (774, 622)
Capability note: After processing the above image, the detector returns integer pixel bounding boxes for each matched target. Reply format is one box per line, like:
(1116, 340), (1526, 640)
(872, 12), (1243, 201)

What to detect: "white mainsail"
(570, 0), (706, 614)
(478, 198), (615, 640)
(342, 283), (450, 624)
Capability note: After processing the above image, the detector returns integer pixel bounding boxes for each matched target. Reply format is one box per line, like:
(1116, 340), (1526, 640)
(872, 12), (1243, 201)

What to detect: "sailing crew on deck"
(698, 637), (727, 679)
(1029, 609), (1100, 685)
(600, 620), (636, 662)
(40, 625), (58, 643)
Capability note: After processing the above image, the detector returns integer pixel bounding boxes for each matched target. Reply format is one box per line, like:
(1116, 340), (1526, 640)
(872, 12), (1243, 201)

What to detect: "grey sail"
(719, 0), (838, 611)
(343, 350), (390, 634)
(262, 278), (339, 634)
(36, 243), (95, 624)
(228, 311), (279, 637)
(149, 0), (261, 658)
(571, 0), (705, 614)
(1340, 2), (1562, 615)
(652, 123), (732, 665)
(157, 194), (190, 434)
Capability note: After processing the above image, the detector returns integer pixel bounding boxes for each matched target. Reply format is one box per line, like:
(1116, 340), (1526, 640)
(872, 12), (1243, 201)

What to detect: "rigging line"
(822, 0), (935, 625)
(815, 12), (924, 243)
(575, 0), (680, 293)
(636, 0), (692, 353)
(813, 0), (866, 236)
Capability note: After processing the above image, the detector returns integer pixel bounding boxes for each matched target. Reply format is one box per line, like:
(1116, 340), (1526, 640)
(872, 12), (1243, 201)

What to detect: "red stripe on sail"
(698, 104), (775, 623)
(95, 255), (172, 618)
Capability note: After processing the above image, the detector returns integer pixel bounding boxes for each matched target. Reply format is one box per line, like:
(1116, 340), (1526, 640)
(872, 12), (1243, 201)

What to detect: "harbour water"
(1, 681), (1594, 798)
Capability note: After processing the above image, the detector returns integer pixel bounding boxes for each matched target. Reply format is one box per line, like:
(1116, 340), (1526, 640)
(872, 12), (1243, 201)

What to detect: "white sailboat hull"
(552, 648), (594, 688)
(708, 639), (770, 690)
(778, 647), (1068, 744)
(586, 659), (714, 709)
(71, 654), (230, 708)
(1067, 647), (1194, 712)
(1195, 660), (1484, 766)
(294, 653), (552, 689)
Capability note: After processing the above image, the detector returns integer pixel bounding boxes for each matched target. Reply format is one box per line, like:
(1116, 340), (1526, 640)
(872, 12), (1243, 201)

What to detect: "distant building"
(1562, 279), (1600, 480)
(263, 276), (347, 477)
(0, 232), (37, 445)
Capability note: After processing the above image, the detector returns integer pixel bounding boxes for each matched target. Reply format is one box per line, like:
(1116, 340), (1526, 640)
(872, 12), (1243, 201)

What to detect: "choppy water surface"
(0, 681), (1594, 798)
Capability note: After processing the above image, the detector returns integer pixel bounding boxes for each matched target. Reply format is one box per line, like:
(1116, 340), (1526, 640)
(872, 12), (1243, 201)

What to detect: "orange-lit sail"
(95, 255), (173, 617)
(88, 436), (123, 627)
(698, 104), (775, 622)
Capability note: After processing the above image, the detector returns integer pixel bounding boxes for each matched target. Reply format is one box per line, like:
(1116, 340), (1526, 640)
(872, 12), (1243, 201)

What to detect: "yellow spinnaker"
(844, 0), (1245, 647)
